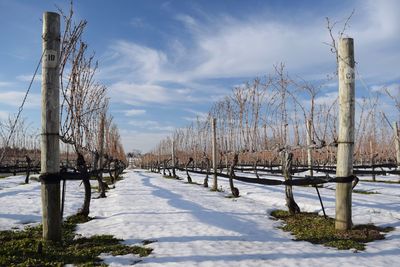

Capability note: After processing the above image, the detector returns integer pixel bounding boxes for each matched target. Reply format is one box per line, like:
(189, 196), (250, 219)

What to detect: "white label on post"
(344, 66), (355, 84)
(43, 50), (58, 68)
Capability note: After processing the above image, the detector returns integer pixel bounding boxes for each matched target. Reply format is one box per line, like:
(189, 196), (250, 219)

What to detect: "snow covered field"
(0, 169), (399, 266)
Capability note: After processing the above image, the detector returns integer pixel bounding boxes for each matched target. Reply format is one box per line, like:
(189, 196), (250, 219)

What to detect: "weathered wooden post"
(97, 113), (106, 197)
(369, 140), (375, 181)
(211, 117), (218, 191)
(41, 11), (61, 241)
(335, 38), (355, 231)
(171, 139), (176, 177)
(394, 121), (400, 169)
(306, 119), (313, 177)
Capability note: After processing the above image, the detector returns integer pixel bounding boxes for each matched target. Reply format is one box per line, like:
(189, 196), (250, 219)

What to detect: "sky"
(0, 0), (399, 153)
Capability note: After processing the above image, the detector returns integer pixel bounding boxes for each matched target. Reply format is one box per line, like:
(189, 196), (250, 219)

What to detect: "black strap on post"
(39, 173), (61, 184)
(332, 175), (356, 183)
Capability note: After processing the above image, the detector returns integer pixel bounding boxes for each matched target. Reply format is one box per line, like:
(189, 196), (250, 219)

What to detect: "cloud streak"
(99, 0), (400, 151)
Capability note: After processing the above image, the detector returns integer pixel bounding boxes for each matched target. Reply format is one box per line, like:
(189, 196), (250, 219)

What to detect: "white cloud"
(102, 0), (400, 86)
(0, 91), (41, 108)
(120, 129), (170, 153)
(16, 74), (41, 83)
(0, 81), (14, 88)
(371, 83), (399, 96)
(0, 111), (9, 120)
(100, 40), (167, 83)
(99, 0), (400, 151)
(128, 120), (175, 132)
(130, 17), (145, 28)
(109, 82), (172, 105)
(175, 14), (198, 30)
(182, 108), (209, 121)
(190, 21), (328, 80)
(123, 109), (146, 116)
(349, 0), (400, 82)
(314, 91), (338, 106)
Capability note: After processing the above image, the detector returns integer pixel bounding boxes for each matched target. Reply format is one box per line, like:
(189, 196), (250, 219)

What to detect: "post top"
(339, 37), (353, 42)
(43, 11), (60, 17)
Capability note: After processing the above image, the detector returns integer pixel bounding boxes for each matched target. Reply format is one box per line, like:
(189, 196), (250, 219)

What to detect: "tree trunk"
(77, 153), (91, 217)
(229, 154), (240, 197)
(186, 157), (193, 183)
(25, 155), (31, 184)
(282, 151), (300, 215)
(203, 156), (209, 187)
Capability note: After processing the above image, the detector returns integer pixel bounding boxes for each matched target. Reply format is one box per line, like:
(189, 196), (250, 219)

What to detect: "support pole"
(394, 121), (400, 169)
(41, 12), (61, 241)
(306, 119), (313, 177)
(335, 38), (355, 231)
(211, 118), (218, 191)
(171, 139), (176, 178)
(369, 139), (375, 181)
(98, 113), (106, 197)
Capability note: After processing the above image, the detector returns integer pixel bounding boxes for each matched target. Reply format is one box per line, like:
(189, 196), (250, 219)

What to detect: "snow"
(0, 169), (400, 266)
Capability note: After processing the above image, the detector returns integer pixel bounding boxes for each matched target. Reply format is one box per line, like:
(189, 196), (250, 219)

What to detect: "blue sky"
(0, 0), (399, 152)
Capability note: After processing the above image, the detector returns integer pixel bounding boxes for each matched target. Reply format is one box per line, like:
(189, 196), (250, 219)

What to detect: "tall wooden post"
(211, 118), (218, 190)
(369, 140), (375, 181)
(97, 113), (106, 197)
(306, 119), (313, 177)
(99, 114), (105, 173)
(41, 12), (61, 241)
(171, 140), (176, 177)
(394, 122), (400, 169)
(335, 38), (355, 231)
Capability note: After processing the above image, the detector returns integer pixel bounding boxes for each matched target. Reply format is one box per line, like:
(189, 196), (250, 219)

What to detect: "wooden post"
(171, 140), (176, 177)
(394, 122), (400, 169)
(335, 38), (355, 231)
(306, 119), (313, 177)
(211, 118), (218, 190)
(369, 140), (375, 181)
(97, 113), (106, 197)
(41, 12), (61, 241)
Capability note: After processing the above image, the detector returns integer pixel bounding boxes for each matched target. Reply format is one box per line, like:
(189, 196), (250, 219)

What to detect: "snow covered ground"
(0, 169), (399, 266)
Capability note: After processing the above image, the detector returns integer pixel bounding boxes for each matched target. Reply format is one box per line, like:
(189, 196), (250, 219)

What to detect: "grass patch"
(103, 175), (124, 185)
(162, 175), (180, 179)
(0, 214), (152, 266)
(141, 239), (157, 245)
(353, 189), (380, 195)
(270, 209), (393, 251)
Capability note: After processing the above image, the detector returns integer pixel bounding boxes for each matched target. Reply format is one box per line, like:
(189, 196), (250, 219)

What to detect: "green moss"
(141, 239), (157, 245)
(270, 209), (392, 251)
(163, 175), (180, 179)
(0, 214), (152, 266)
(102, 175), (124, 185)
(352, 189), (380, 195)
